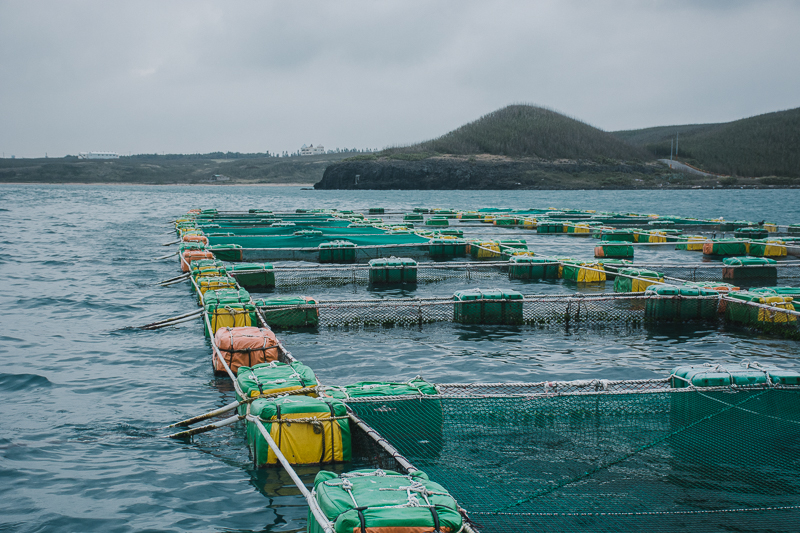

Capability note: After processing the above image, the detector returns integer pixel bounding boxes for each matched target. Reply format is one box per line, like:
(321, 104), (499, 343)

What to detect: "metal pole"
(168, 386), (318, 429)
(141, 309), (203, 327)
(167, 414), (242, 439)
(169, 400), (240, 428)
(142, 314), (202, 330)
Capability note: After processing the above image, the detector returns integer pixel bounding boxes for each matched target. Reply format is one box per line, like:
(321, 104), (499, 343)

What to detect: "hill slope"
(613, 108), (800, 177)
(614, 123), (721, 148)
(0, 153), (358, 184)
(386, 105), (649, 161)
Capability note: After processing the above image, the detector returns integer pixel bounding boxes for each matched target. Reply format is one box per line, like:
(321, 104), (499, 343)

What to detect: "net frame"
(249, 261), (800, 289)
(345, 380), (800, 533)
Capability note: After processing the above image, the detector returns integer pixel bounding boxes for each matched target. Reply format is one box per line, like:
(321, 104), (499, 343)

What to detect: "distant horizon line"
(0, 148), (380, 160)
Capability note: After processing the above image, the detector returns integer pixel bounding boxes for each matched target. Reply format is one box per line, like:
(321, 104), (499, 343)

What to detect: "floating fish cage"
(221, 260), (800, 291)
(243, 292), (800, 336)
(346, 373), (800, 532)
(161, 206), (800, 532)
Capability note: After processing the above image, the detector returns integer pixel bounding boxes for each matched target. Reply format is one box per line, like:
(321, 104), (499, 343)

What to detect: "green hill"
(383, 105), (649, 161)
(613, 107), (800, 177)
(0, 152), (358, 184)
(613, 123), (721, 148)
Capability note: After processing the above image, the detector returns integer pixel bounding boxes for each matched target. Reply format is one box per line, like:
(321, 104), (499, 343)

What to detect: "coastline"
(2, 181), (798, 190)
(0, 182), (316, 187)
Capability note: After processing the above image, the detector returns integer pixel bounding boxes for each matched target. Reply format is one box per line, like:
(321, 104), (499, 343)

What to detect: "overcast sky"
(1, 0), (798, 158)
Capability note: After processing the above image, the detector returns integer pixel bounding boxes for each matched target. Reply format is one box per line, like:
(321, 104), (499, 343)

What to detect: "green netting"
(203, 225), (388, 236)
(347, 386), (800, 532)
(259, 261), (800, 289)
(206, 233), (430, 248)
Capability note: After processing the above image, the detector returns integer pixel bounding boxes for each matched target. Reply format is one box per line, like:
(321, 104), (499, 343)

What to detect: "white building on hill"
(300, 144), (325, 156)
(78, 151), (119, 159)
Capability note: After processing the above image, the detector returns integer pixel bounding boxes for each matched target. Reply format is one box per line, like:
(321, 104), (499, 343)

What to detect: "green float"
(254, 296), (319, 328)
(508, 256), (559, 280)
(231, 263), (275, 289)
(453, 288), (523, 325)
(319, 241), (356, 263)
(368, 257), (418, 284)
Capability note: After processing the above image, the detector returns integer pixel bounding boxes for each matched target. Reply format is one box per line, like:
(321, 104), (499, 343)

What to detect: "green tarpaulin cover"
(309, 469), (463, 533)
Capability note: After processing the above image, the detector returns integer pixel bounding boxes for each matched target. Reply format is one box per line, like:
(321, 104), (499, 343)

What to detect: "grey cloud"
(0, 0), (798, 157)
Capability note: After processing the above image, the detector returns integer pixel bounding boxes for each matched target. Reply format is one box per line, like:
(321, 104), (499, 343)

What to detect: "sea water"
(1, 184), (799, 532)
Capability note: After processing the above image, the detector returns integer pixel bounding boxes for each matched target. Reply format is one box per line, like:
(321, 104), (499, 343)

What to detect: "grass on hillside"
(614, 107), (800, 178)
(0, 152), (359, 184)
(379, 105), (650, 161)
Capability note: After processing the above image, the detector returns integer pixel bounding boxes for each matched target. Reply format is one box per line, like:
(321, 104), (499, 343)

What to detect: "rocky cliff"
(314, 157), (670, 190)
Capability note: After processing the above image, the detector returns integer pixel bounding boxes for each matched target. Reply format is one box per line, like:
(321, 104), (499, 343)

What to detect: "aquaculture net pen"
(263, 262), (800, 289)
(257, 293), (721, 328)
(345, 381), (800, 533)
(271, 262), (513, 288)
(633, 262), (800, 285)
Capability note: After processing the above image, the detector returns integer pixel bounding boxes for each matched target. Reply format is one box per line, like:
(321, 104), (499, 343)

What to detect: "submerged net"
(272, 262), (511, 289)
(347, 384), (800, 532)
(635, 262), (800, 285)
(264, 262), (800, 289)
(257, 292), (800, 339)
(260, 293), (660, 327)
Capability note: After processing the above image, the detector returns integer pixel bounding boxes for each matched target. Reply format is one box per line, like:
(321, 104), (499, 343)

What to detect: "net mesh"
(264, 262), (800, 289)
(260, 294), (658, 327)
(635, 263), (800, 285)
(347, 384), (800, 532)
(271, 262), (511, 289)
(257, 294), (800, 338)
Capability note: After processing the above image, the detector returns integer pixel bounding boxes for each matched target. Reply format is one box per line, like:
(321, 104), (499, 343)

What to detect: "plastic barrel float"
(722, 257), (778, 283)
(644, 285), (719, 321)
(508, 256), (559, 280)
(308, 470), (463, 533)
(453, 288), (523, 325)
(254, 296), (319, 328)
(319, 241), (356, 263)
(231, 263), (276, 289)
(614, 269), (664, 292)
(428, 238), (466, 258)
(560, 261), (606, 283)
(703, 239), (748, 257)
(595, 244), (634, 259)
(368, 257), (418, 284)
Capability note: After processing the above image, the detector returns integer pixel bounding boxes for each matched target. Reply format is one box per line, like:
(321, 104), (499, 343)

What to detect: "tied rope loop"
(406, 375), (428, 396)
(249, 369), (264, 395)
(379, 480), (445, 532)
(740, 360), (775, 386)
(339, 478), (361, 512)
(669, 372), (691, 387)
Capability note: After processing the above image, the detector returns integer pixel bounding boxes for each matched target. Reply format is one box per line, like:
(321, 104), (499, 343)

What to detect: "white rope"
(472, 505), (800, 517)
(721, 295), (800, 318)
